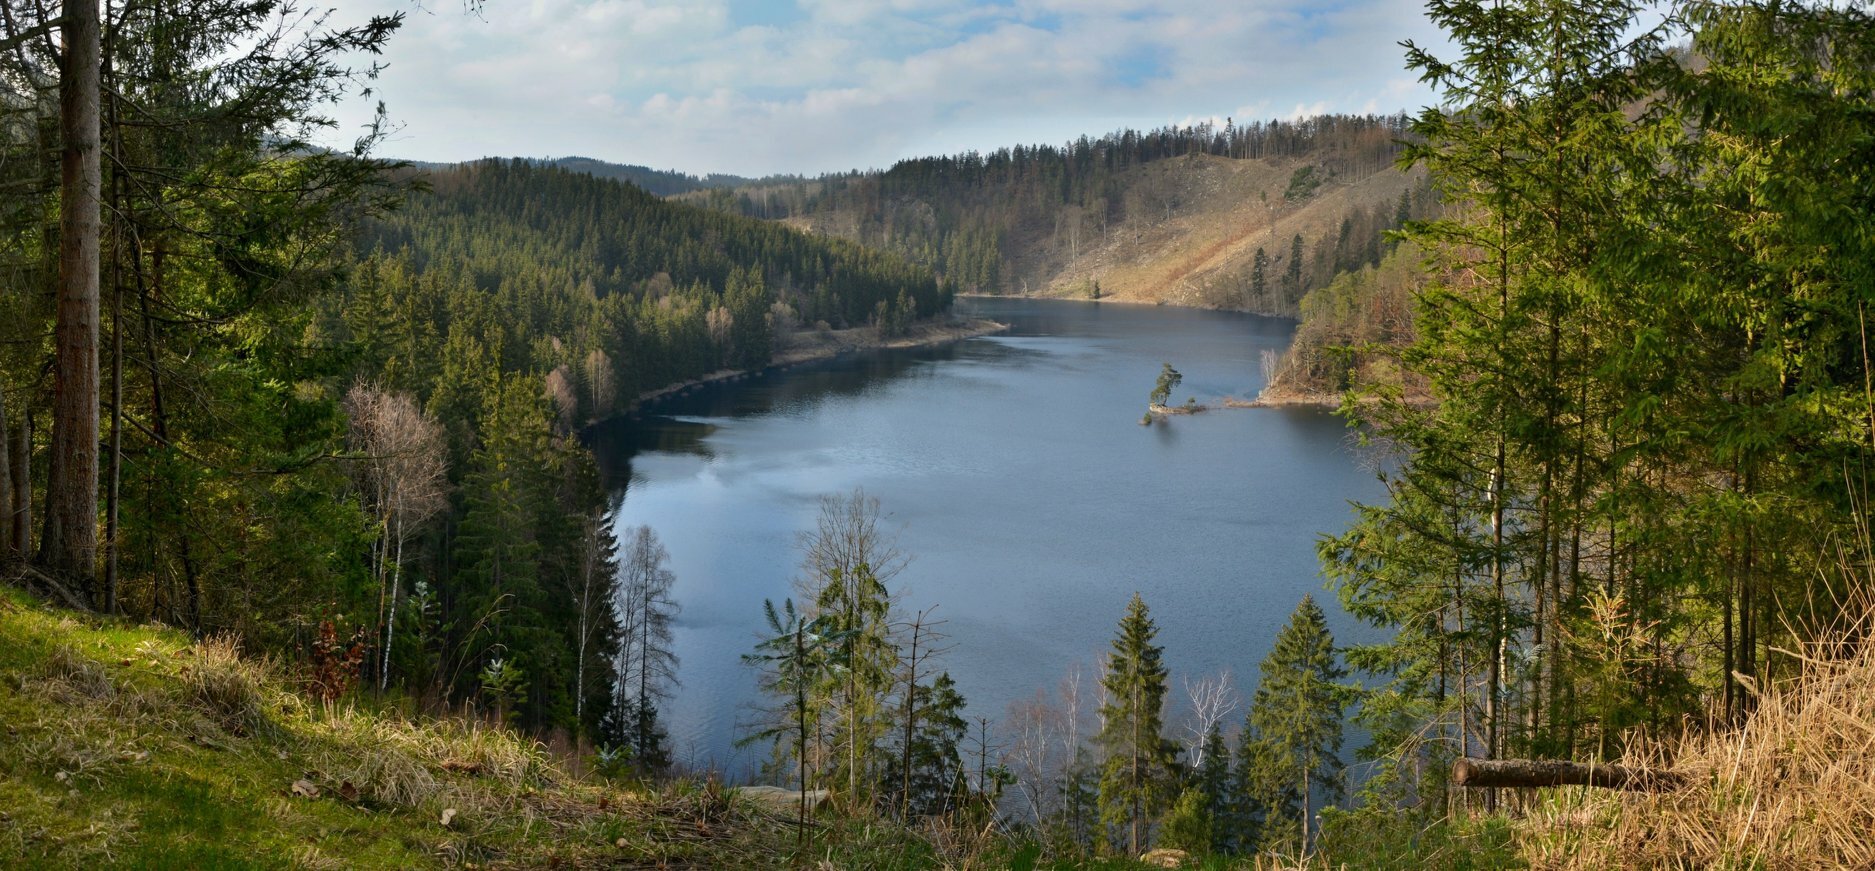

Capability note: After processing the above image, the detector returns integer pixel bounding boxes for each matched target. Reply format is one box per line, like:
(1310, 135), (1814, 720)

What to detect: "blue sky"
(327, 0), (1446, 177)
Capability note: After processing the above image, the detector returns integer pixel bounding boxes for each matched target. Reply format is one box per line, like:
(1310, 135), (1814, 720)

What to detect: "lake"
(587, 297), (1386, 775)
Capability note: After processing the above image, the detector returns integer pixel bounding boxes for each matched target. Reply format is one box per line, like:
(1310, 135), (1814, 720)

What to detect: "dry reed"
(1523, 604), (1875, 869)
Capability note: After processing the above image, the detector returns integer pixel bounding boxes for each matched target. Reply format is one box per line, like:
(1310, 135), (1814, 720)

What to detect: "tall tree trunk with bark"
(10, 411), (29, 556)
(0, 391), (12, 556)
(42, 0), (102, 591)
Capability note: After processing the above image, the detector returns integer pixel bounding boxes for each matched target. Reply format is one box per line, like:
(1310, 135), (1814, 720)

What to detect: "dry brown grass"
(305, 705), (555, 811)
(181, 633), (276, 737)
(1522, 621), (1875, 869)
(36, 643), (116, 703)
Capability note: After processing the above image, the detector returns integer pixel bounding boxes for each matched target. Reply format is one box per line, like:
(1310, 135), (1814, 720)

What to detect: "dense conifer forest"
(535, 156), (797, 198)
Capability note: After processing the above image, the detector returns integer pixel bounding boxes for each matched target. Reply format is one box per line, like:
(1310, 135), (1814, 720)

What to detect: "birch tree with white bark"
(344, 382), (448, 690)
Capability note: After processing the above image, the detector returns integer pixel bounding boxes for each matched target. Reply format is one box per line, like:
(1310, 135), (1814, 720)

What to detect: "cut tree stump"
(1453, 757), (1683, 791)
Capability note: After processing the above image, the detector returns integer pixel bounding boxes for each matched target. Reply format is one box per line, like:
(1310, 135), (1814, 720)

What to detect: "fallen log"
(4, 557), (91, 612)
(730, 785), (830, 816)
(1453, 757), (1683, 792)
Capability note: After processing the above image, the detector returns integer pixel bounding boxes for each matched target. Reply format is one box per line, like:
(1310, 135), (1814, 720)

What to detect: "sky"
(323, 0), (1448, 178)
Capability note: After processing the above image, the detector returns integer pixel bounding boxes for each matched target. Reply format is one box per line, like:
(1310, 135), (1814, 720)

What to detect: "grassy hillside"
(1307, 606), (1875, 871)
(8, 563), (1865, 868)
(683, 116), (1433, 316)
(0, 584), (940, 870)
(1035, 154), (1419, 312)
(777, 154), (1423, 314)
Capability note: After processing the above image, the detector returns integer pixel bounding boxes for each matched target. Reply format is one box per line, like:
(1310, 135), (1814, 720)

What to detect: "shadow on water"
(586, 418), (718, 490)
(586, 336), (1045, 490)
(1152, 415), (1180, 445)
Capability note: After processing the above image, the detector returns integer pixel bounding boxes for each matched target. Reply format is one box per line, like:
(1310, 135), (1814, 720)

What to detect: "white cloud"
(325, 0), (1448, 175)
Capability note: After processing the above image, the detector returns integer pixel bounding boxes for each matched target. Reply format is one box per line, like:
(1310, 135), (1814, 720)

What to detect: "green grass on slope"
(1, 584), (1537, 870)
(0, 586), (938, 869)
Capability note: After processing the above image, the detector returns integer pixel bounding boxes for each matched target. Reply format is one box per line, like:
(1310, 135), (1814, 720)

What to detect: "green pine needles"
(1246, 595), (1347, 849)
(1097, 593), (1180, 856)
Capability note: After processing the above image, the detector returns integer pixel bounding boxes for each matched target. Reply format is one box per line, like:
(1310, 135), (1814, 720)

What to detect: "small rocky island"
(1141, 363), (1207, 423)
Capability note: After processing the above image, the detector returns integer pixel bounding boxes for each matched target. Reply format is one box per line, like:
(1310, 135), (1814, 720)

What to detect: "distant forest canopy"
(403, 156), (793, 197)
(355, 158), (952, 409)
(676, 113), (1434, 315)
(533, 157), (806, 198)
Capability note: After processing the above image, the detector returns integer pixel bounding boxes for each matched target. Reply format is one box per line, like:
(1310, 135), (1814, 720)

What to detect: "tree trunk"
(0, 390), (12, 556)
(103, 268), (123, 612)
(1302, 757), (1312, 848)
(900, 618), (920, 820)
(380, 512), (404, 690)
(43, 0), (102, 590)
(11, 410), (30, 555)
(796, 626), (809, 845)
(1453, 757), (1682, 791)
(101, 25), (122, 615)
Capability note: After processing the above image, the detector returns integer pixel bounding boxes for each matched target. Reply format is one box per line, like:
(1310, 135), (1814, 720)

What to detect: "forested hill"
(538, 156), (798, 196)
(681, 114), (1434, 315)
(407, 156), (787, 196)
(351, 158), (953, 420)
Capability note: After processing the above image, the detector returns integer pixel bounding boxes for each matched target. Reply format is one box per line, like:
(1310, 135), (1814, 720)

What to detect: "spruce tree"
(813, 562), (896, 807)
(1233, 722), (1287, 852)
(799, 490), (905, 806)
(1283, 233), (1305, 301)
(1250, 247), (1269, 304)
(901, 672), (969, 817)
(1096, 593), (1178, 856)
(453, 376), (563, 728)
(1248, 596), (1346, 850)
(1193, 719), (1236, 854)
(742, 598), (852, 841)
(1157, 787), (1212, 856)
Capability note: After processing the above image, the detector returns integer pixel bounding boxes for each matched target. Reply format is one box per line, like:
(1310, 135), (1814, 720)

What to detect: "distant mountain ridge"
(398, 156), (803, 197)
(536, 156), (802, 196)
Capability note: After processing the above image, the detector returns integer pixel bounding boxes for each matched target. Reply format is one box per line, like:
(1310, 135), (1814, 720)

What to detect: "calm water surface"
(588, 297), (1385, 774)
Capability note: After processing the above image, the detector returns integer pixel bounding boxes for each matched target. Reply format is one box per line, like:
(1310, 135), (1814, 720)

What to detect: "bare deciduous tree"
(544, 365), (577, 432)
(1181, 669), (1241, 767)
(797, 487), (910, 599)
(582, 349), (615, 416)
(999, 658), (1104, 827)
(706, 304), (734, 363)
(1002, 688), (1065, 822)
(894, 606), (952, 819)
(614, 524), (680, 769)
(344, 382), (448, 690)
